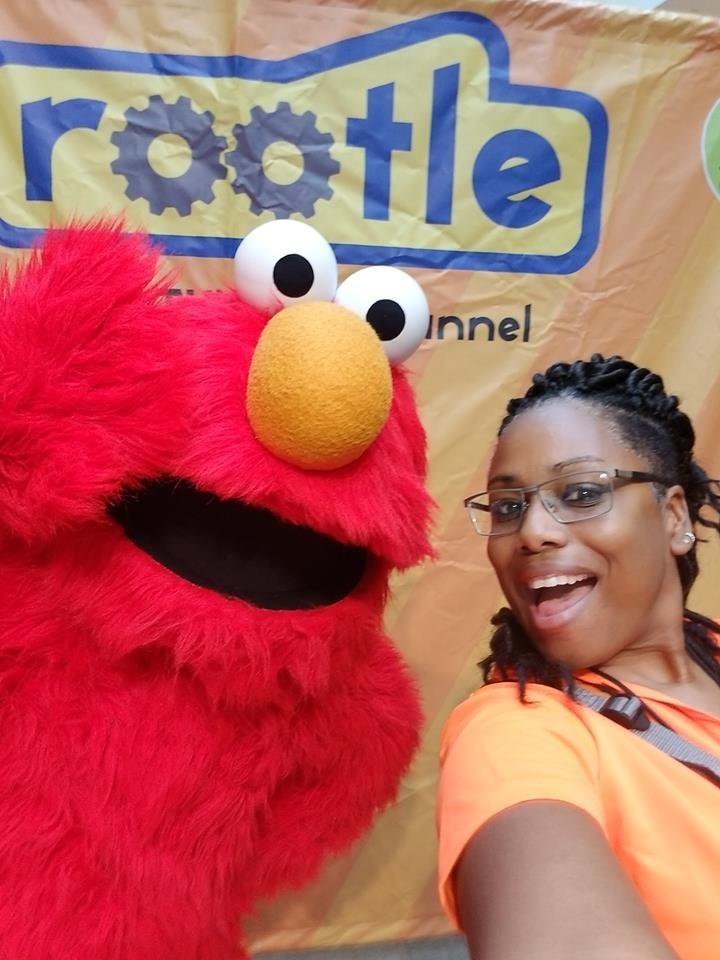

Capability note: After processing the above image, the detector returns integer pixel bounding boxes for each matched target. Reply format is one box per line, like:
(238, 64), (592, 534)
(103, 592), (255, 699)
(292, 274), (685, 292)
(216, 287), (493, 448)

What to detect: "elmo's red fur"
(0, 222), (432, 959)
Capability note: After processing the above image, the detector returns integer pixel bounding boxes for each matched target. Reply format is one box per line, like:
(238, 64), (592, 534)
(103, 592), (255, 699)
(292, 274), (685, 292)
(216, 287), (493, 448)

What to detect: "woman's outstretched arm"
(455, 801), (679, 960)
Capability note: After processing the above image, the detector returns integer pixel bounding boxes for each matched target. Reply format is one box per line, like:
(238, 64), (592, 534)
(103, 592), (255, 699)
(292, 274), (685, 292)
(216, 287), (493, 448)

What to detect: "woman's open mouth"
(108, 477), (369, 610)
(527, 572), (597, 629)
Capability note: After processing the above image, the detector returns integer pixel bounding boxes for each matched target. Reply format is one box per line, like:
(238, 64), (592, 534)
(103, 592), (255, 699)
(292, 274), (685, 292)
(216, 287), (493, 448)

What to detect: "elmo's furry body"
(0, 224), (432, 959)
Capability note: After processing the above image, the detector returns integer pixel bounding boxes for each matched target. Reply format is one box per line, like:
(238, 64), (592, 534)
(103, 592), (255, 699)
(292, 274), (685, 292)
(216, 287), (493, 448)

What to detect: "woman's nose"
(516, 493), (568, 551)
(246, 300), (392, 470)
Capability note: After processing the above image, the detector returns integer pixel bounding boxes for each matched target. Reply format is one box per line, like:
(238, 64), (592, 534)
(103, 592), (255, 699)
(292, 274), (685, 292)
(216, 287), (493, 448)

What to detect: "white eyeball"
(334, 266), (429, 365)
(233, 220), (338, 312)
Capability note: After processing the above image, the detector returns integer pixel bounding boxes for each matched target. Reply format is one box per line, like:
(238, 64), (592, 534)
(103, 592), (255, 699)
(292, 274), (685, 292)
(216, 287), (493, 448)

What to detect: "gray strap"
(574, 688), (720, 785)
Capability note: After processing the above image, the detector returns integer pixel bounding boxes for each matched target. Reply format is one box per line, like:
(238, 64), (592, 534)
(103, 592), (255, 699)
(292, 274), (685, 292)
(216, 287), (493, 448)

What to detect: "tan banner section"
(1, 0), (719, 948)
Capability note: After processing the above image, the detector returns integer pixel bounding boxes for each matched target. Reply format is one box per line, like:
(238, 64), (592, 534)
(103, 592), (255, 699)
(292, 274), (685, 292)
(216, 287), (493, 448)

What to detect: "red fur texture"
(0, 222), (433, 959)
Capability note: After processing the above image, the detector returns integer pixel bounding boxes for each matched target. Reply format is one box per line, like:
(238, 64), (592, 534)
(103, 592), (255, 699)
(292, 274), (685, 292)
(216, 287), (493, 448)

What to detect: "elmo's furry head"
(0, 220), (433, 705)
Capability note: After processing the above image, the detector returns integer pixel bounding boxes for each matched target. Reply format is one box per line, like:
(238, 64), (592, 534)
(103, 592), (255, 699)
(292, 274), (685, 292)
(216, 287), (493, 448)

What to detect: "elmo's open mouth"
(108, 478), (368, 610)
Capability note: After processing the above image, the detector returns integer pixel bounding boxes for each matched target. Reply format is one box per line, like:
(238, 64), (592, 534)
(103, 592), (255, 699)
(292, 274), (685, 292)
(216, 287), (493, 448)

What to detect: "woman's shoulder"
(437, 681), (606, 888)
(440, 681), (592, 765)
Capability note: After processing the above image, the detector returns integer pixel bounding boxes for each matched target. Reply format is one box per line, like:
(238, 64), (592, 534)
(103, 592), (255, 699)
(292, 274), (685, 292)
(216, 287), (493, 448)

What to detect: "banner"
(2, 0), (720, 949)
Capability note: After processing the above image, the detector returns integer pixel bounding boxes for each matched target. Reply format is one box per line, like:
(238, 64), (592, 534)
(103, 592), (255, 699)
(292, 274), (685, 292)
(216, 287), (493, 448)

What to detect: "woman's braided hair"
(482, 354), (720, 696)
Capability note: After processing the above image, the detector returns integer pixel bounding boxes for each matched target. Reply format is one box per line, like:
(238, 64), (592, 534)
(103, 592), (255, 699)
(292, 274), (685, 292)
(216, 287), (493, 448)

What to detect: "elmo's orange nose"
(247, 301), (392, 470)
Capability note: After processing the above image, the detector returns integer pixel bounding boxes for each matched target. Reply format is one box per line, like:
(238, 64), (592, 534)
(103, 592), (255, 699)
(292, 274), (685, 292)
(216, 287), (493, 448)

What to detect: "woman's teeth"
(526, 572), (597, 623)
(529, 573), (591, 590)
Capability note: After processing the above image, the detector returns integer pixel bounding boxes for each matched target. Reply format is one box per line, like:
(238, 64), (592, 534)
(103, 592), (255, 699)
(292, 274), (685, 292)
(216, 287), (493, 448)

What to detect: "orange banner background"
(1, 0), (719, 949)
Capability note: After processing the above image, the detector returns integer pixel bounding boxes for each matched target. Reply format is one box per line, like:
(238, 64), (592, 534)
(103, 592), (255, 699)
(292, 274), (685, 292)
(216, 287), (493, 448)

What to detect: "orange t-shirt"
(437, 677), (720, 959)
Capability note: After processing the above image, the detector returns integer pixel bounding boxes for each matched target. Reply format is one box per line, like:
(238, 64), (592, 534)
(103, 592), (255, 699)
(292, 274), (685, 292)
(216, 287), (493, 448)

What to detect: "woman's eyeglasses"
(464, 469), (667, 537)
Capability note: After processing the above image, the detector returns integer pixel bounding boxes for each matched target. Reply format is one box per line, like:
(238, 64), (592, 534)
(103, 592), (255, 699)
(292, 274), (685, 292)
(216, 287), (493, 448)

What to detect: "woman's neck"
(594, 624), (720, 717)
(600, 643), (694, 687)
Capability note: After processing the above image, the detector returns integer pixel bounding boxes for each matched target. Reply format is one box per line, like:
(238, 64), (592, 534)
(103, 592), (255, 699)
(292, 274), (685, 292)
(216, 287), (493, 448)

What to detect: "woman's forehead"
(490, 399), (643, 478)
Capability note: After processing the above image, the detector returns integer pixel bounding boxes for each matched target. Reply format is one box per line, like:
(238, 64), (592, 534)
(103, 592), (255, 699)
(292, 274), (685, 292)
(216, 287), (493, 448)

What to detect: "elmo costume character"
(0, 219), (433, 959)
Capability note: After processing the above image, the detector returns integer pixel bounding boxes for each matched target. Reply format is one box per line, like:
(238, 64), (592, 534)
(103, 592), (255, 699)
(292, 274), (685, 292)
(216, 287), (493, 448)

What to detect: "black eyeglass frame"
(463, 469), (669, 537)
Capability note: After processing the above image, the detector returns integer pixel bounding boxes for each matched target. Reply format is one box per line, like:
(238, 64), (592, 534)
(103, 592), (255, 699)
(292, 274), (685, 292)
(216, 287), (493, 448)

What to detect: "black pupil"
(273, 254), (315, 298)
(366, 299), (406, 341)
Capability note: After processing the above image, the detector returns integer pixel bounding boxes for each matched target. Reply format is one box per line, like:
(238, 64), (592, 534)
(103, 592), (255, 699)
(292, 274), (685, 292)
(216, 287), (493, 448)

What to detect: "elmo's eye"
(334, 266), (429, 365)
(233, 220), (338, 311)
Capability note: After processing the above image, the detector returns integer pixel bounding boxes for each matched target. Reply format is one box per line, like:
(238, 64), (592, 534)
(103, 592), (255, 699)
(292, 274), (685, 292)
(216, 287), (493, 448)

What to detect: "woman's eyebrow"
(488, 456), (605, 486)
(552, 455), (604, 471)
(487, 473), (518, 487)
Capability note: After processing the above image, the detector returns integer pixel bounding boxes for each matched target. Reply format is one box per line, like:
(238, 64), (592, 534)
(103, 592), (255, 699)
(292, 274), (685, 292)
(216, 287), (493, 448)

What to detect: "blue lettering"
(22, 98), (106, 201)
(347, 83), (412, 221)
(472, 129), (561, 228)
(426, 64), (459, 225)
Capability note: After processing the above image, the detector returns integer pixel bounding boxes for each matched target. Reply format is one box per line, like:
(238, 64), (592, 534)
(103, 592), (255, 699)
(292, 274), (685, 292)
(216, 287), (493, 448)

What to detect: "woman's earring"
(681, 531), (696, 545)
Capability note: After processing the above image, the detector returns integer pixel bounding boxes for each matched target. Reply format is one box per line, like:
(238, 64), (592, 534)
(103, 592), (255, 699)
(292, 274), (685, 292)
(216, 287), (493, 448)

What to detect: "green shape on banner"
(702, 99), (720, 200)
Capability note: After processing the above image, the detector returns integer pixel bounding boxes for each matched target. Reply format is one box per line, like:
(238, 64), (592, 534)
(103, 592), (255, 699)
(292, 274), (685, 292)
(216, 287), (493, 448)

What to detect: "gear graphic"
(110, 95), (227, 216)
(225, 102), (340, 218)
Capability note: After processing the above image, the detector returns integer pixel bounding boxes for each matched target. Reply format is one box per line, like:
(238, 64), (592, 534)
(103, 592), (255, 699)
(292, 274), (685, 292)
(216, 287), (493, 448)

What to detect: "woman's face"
(486, 398), (691, 670)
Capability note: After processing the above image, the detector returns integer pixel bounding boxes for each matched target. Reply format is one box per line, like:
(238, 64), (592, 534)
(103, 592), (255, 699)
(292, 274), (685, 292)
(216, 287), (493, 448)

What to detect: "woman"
(437, 355), (720, 960)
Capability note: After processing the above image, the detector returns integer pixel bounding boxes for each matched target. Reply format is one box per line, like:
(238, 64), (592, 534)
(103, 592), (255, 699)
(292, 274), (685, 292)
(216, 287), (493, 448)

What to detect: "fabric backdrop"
(1, 0), (719, 949)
